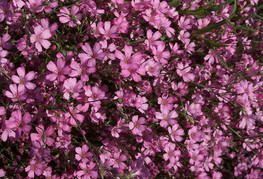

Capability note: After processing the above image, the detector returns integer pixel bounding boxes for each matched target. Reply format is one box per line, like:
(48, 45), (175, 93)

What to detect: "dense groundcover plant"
(0, 0), (263, 178)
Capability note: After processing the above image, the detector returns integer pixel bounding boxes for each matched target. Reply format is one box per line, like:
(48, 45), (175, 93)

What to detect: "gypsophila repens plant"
(0, 0), (263, 178)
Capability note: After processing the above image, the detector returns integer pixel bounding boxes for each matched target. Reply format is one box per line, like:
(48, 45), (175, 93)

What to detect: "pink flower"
(76, 162), (98, 179)
(30, 25), (52, 52)
(46, 57), (71, 82)
(145, 29), (163, 50)
(58, 5), (82, 27)
(98, 21), (118, 39)
(163, 142), (181, 161)
(5, 84), (27, 102)
(75, 145), (92, 162)
(78, 42), (105, 62)
(239, 114), (256, 130)
(30, 125), (54, 146)
(0, 169), (6, 177)
(152, 43), (171, 64)
(129, 115), (146, 136)
(25, 0), (44, 13)
(155, 108), (178, 128)
(107, 151), (128, 169)
(145, 59), (161, 77)
(0, 47), (8, 64)
(178, 16), (192, 30)
(25, 160), (43, 178)
(5, 110), (32, 137)
(176, 62), (195, 82)
(63, 78), (83, 100)
(168, 124), (184, 142)
(12, 67), (36, 90)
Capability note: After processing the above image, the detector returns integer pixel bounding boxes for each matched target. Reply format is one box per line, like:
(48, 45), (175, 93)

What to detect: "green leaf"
(201, 37), (229, 47)
(170, 0), (180, 7)
(217, 54), (229, 68)
(184, 9), (205, 15)
(194, 20), (227, 35)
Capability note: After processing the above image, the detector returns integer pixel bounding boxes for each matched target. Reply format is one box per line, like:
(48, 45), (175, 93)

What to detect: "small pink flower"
(98, 21), (118, 39)
(76, 162), (98, 179)
(5, 84), (27, 102)
(145, 29), (163, 50)
(12, 67), (36, 90)
(168, 124), (184, 142)
(25, 160), (43, 178)
(129, 115), (146, 136)
(63, 78), (83, 100)
(30, 25), (52, 52)
(155, 108), (178, 128)
(30, 125), (54, 146)
(5, 110), (32, 137)
(46, 57), (71, 82)
(152, 43), (171, 64)
(58, 5), (82, 27)
(75, 145), (92, 162)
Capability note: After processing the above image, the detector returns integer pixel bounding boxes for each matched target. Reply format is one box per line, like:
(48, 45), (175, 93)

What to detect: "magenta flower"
(63, 78), (83, 100)
(168, 124), (184, 142)
(46, 57), (71, 82)
(145, 29), (163, 50)
(76, 162), (98, 179)
(0, 47), (8, 64)
(58, 5), (82, 27)
(30, 25), (52, 52)
(176, 62), (195, 82)
(155, 108), (178, 128)
(25, 160), (43, 178)
(163, 142), (181, 161)
(30, 125), (54, 146)
(5, 84), (27, 102)
(5, 110), (32, 137)
(129, 115), (146, 136)
(98, 21), (118, 39)
(152, 43), (171, 64)
(11, 67), (36, 90)
(78, 42), (105, 62)
(75, 145), (92, 162)
(107, 151), (128, 169)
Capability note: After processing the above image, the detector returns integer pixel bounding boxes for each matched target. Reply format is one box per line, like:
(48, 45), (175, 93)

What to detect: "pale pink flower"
(98, 21), (118, 39)
(78, 42), (105, 62)
(129, 115), (146, 136)
(30, 125), (54, 146)
(75, 145), (92, 162)
(58, 5), (82, 27)
(30, 25), (52, 52)
(5, 110), (32, 137)
(46, 57), (71, 82)
(0, 47), (8, 64)
(163, 142), (181, 161)
(155, 108), (178, 128)
(178, 16), (192, 30)
(63, 78), (83, 100)
(5, 84), (27, 102)
(25, 160), (43, 178)
(152, 43), (171, 64)
(12, 67), (36, 89)
(107, 151), (128, 169)
(145, 29), (163, 50)
(76, 162), (98, 179)
(168, 124), (184, 142)
(176, 62), (195, 82)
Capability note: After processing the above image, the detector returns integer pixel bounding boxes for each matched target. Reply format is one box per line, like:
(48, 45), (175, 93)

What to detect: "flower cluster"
(0, 0), (263, 178)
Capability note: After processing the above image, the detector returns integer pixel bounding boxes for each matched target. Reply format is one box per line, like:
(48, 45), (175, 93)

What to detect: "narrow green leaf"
(217, 54), (229, 68)
(194, 20), (227, 35)
(201, 37), (229, 47)
(184, 9), (205, 15)
(170, 0), (180, 7)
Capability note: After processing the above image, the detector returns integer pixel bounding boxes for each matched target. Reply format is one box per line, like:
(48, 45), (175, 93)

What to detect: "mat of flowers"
(0, 0), (263, 178)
